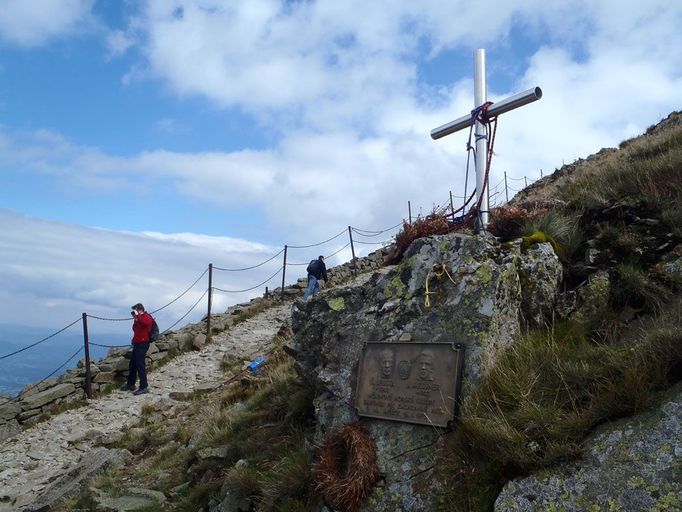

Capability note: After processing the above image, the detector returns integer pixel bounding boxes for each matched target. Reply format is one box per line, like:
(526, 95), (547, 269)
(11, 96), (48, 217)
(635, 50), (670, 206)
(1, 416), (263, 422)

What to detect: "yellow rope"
(424, 264), (459, 307)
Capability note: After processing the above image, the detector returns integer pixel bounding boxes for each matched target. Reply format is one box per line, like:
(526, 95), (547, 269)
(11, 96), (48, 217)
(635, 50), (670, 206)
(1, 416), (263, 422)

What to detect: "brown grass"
(313, 422), (381, 512)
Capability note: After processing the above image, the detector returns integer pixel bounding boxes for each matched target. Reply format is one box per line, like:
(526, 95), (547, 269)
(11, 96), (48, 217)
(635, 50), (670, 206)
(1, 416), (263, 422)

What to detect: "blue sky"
(1, 0), (681, 338)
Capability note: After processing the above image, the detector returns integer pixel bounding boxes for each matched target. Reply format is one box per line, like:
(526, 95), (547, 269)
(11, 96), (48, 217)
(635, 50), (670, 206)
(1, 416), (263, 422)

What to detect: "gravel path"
(0, 303), (292, 511)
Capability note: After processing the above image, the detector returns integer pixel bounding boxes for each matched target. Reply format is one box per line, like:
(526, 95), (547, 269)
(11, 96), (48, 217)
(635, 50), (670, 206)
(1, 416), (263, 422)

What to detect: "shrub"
(611, 263), (670, 313)
(487, 206), (530, 240)
(387, 208), (471, 263)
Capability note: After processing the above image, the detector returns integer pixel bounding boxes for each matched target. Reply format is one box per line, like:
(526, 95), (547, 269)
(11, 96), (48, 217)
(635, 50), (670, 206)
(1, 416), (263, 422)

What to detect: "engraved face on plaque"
(355, 342), (464, 427)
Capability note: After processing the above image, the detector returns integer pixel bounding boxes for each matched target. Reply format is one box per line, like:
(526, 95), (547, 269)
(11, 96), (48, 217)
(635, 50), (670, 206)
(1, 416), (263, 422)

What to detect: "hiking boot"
(120, 384), (134, 391)
(133, 387), (149, 395)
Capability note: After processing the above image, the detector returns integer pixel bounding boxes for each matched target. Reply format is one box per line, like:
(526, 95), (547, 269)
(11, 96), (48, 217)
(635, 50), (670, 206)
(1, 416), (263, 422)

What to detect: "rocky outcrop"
(495, 383), (682, 511)
(25, 447), (131, 512)
(291, 232), (563, 510)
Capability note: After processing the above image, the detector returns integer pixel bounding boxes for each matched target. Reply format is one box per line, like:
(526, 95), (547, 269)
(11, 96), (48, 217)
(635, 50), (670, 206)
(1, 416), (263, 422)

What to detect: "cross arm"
(430, 86), (543, 140)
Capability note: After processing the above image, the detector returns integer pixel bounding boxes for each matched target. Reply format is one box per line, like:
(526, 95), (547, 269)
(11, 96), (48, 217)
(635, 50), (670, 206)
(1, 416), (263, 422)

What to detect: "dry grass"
(313, 422), (381, 512)
(436, 298), (682, 511)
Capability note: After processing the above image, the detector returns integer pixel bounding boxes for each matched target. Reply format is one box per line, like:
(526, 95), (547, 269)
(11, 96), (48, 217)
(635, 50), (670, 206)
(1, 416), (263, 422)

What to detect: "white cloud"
(0, 0), (94, 47)
(105, 29), (136, 58)
(0, 209), (287, 330)
(2, 0), (682, 332)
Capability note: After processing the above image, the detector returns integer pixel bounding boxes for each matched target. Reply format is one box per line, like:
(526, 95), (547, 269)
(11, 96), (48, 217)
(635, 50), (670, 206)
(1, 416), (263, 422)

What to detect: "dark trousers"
(127, 342), (149, 389)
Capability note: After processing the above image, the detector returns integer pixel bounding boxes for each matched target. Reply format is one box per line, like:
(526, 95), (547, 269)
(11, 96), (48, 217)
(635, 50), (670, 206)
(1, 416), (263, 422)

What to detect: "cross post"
(431, 49), (542, 229)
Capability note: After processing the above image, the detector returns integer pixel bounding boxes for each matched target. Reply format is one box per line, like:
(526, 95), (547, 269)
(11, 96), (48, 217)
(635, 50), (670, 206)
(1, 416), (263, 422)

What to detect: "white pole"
(474, 49), (488, 229)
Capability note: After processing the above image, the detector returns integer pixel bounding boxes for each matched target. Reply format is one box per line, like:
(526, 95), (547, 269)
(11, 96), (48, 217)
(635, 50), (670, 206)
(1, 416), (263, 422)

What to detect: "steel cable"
(0, 317), (81, 361)
(287, 242), (353, 266)
(0, 346), (84, 406)
(287, 228), (347, 249)
(213, 248), (285, 272)
(352, 221), (402, 237)
(164, 289), (209, 332)
(213, 267), (282, 294)
(89, 342), (129, 349)
(86, 268), (209, 321)
(353, 239), (392, 245)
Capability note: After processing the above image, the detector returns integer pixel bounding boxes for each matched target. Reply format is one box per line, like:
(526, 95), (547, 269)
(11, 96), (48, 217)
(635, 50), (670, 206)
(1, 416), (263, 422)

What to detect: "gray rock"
(91, 487), (167, 512)
(0, 403), (21, 422)
(26, 447), (131, 512)
(18, 378), (58, 398)
(519, 241), (563, 325)
(292, 233), (561, 510)
(0, 419), (21, 443)
(495, 383), (682, 511)
(193, 333), (207, 350)
(93, 371), (116, 383)
(19, 383), (76, 411)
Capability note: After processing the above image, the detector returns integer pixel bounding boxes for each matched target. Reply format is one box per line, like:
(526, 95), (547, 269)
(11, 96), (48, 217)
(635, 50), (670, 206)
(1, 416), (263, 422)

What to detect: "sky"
(1, 0), (681, 346)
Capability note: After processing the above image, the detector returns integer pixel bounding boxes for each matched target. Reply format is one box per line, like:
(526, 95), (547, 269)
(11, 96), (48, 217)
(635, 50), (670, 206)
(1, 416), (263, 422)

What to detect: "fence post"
(524, 176), (528, 188)
(408, 201), (412, 224)
(82, 313), (92, 399)
(206, 264), (213, 338)
(281, 245), (288, 301)
(265, 286), (269, 298)
(449, 191), (455, 219)
(504, 171), (509, 203)
(348, 226), (357, 275)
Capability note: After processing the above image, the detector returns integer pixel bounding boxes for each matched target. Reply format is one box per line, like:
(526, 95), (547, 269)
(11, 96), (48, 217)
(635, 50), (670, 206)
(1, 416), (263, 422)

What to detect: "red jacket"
(132, 312), (153, 344)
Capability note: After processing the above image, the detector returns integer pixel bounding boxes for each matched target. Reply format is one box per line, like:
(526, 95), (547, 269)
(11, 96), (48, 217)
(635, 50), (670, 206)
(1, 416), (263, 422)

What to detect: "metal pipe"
(430, 86), (543, 140)
(474, 49), (488, 228)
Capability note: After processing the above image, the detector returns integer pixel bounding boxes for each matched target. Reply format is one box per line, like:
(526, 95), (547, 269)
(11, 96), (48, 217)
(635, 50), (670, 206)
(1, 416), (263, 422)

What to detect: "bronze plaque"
(355, 342), (464, 427)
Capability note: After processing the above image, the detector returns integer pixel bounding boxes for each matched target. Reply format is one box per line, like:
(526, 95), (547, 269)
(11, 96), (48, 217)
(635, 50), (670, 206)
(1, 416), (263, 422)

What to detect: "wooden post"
(206, 263), (213, 338)
(348, 226), (357, 275)
(449, 191), (455, 218)
(504, 171), (509, 203)
(280, 245), (288, 301)
(265, 286), (269, 298)
(524, 176), (528, 188)
(82, 313), (92, 399)
(408, 201), (412, 224)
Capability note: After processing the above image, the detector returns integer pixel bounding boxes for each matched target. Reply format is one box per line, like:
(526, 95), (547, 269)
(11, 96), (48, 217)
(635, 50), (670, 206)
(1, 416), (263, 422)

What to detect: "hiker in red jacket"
(121, 302), (153, 395)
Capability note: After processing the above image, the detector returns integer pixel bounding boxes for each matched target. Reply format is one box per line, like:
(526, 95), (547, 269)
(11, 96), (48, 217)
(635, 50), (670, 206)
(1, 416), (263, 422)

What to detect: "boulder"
(26, 447), (131, 512)
(0, 418), (21, 443)
(18, 378), (58, 398)
(495, 383), (682, 511)
(90, 487), (167, 512)
(193, 333), (207, 350)
(19, 383), (75, 411)
(292, 232), (562, 510)
(0, 402), (21, 422)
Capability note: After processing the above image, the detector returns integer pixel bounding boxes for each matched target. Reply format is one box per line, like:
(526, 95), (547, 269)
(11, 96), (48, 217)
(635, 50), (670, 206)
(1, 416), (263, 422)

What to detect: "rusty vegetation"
(313, 422), (382, 512)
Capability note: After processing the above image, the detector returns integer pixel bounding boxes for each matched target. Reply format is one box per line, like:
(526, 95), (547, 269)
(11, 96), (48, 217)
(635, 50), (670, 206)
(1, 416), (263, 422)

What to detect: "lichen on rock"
(292, 232), (564, 510)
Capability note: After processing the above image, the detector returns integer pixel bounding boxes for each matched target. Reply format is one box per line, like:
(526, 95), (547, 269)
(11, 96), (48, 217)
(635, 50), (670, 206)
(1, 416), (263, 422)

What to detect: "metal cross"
(431, 49), (542, 228)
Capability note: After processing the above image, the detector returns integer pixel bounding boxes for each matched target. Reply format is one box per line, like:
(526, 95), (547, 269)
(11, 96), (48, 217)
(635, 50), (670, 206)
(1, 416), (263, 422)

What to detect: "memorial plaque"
(355, 342), (464, 427)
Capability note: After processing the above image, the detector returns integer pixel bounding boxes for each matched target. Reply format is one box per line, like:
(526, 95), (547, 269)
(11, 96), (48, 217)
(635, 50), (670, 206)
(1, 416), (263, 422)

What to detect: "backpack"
(149, 318), (160, 342)
(306, 259), (317, 274)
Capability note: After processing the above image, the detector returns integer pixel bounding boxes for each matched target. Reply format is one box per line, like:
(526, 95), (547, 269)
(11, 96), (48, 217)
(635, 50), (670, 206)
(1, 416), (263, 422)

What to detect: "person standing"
(121, 302), (153, 395)
(304, 255), (328, 301)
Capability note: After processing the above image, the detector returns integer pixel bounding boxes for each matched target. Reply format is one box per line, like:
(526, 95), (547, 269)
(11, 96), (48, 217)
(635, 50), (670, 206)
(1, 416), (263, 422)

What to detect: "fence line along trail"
(0, 302), (291, 511)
